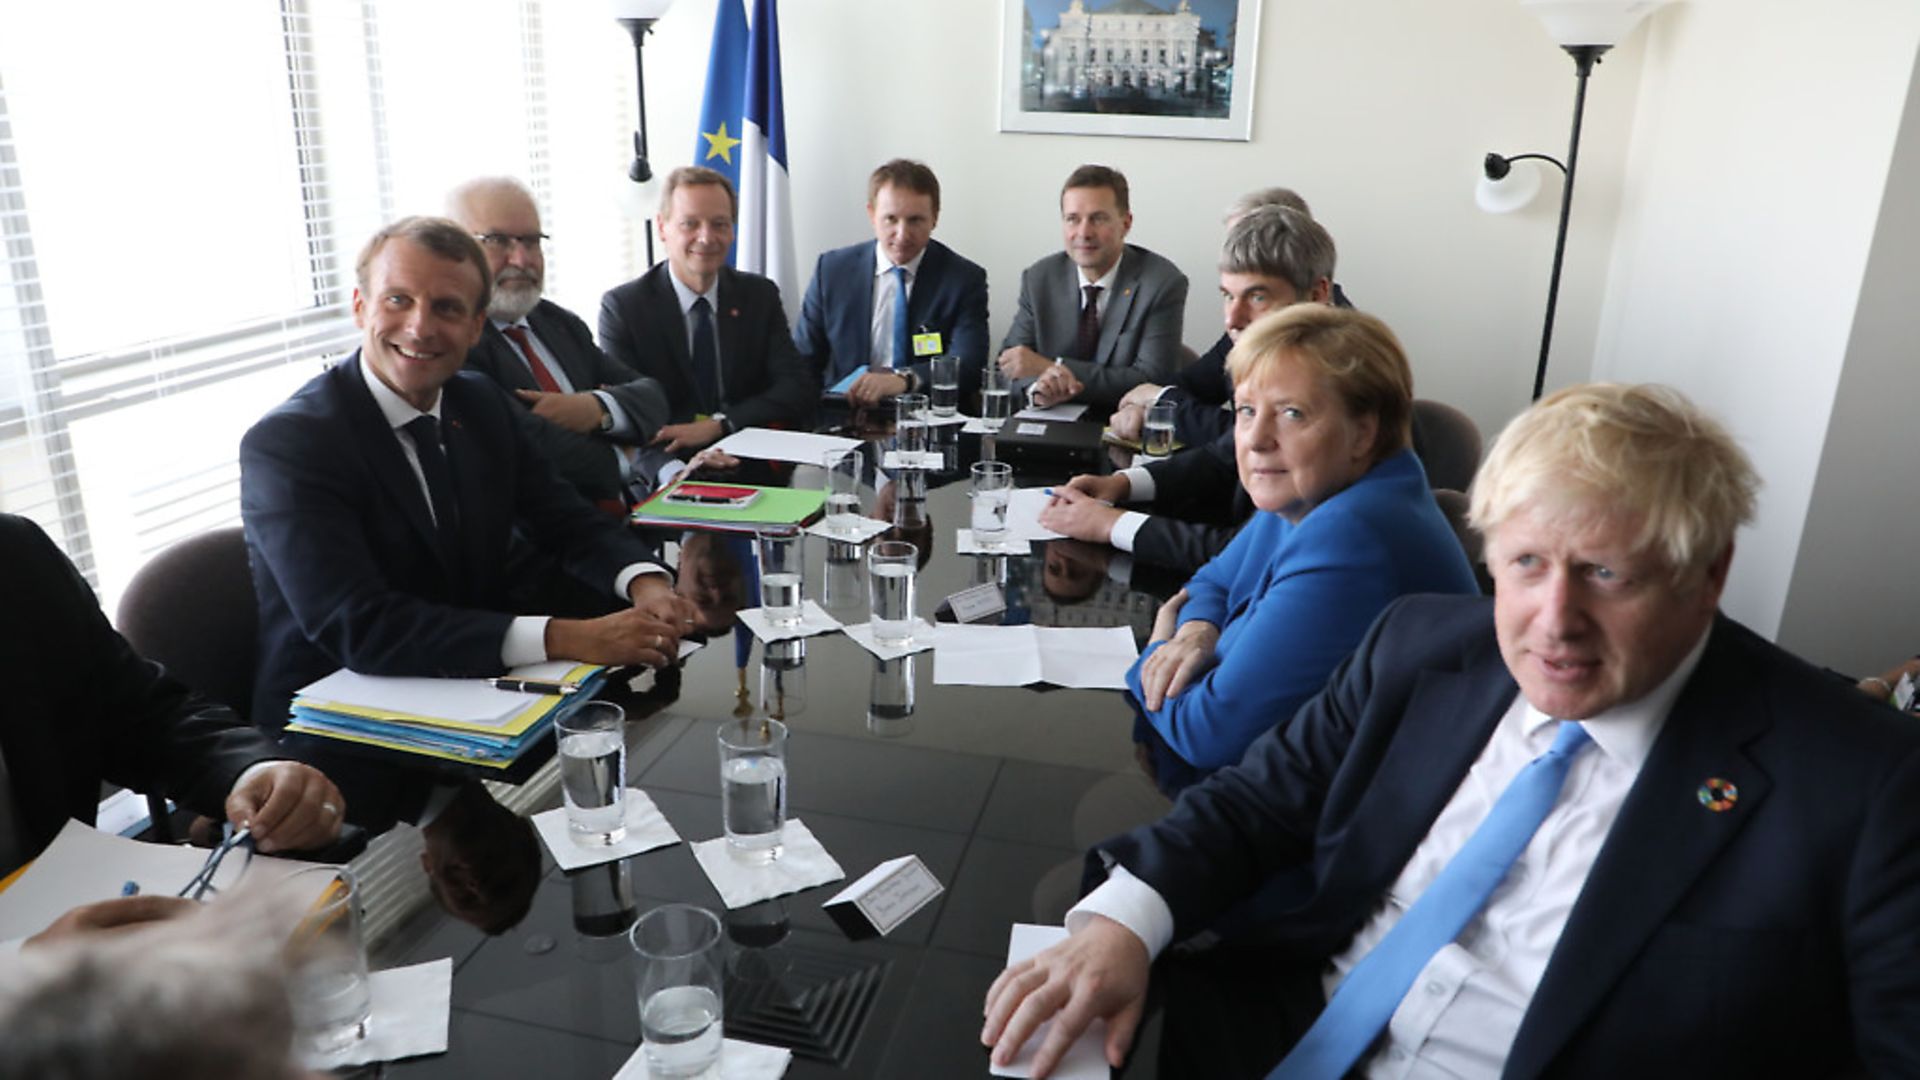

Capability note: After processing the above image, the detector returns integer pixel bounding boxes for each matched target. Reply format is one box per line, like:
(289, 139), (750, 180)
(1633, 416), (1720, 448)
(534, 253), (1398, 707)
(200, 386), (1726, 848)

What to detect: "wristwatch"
(898, 369), (921, 394)
(711, 412), (732, 434)
(597, 397), (614, 432)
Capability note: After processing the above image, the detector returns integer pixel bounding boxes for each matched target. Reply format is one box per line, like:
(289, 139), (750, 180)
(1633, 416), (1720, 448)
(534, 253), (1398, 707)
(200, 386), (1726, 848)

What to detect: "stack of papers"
(709, 427), (862, 466)
(286, 661), (608, 768)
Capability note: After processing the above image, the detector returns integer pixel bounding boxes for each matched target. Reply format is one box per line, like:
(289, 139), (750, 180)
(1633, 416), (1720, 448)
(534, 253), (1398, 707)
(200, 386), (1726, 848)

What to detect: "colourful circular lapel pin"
(1697, 777), (1739, 812)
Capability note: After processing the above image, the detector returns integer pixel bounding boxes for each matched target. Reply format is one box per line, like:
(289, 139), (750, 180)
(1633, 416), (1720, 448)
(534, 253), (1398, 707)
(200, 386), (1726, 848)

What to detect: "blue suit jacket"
(792, 238), (989, 395)
(240, 354), (660, 727)
(1125, 450), (1477, 780)
(1103, 594), (1920, 1076)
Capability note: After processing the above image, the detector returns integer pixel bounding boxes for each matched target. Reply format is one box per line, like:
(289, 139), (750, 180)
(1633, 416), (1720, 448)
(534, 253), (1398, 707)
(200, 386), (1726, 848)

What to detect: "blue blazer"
(792, 238), (989, 395)
(1102, 594), (1920, 1076)
(1125, 449), (1476, 778)
(240, 354), (661, 727)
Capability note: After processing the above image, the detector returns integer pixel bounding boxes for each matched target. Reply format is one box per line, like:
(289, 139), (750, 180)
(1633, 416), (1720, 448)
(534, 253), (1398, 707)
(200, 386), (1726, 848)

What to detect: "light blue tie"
(889, 265), (910, 370)
(1269, 720), (1594, 1080)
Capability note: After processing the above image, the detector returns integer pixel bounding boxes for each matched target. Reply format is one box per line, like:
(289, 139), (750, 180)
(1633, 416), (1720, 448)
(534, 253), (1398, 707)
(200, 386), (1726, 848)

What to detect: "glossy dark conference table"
(381, 438), (1179, 1079)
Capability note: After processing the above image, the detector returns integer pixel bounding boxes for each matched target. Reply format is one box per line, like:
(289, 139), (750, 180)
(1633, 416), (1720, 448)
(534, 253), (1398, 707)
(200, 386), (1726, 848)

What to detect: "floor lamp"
(1480, 0), (1671, 401)
(612, 0), (674, 266)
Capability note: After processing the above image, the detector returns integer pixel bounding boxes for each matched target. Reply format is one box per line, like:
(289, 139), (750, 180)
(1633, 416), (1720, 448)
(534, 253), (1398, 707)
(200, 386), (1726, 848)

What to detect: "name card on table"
(824, 854), (944, 940)
(945, 583), (1007, 623)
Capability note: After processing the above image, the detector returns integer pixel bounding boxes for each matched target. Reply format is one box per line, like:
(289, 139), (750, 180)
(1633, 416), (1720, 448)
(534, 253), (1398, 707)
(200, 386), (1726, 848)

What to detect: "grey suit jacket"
(463, 299), (668, 501)
(1001, 243), (1188, 410)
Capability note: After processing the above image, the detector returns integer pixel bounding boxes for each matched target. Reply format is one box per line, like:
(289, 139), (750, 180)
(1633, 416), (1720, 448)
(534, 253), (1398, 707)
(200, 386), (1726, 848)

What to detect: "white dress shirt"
(1074, 250), (1123, 322)
(1070, 630), (1712, 1075)
(358, 362), (661, 667)
(869, 243), (927, 370)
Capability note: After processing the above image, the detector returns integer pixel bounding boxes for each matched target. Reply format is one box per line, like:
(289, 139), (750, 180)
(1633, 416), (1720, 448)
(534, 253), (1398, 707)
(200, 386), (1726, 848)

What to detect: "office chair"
(1411, 399), (1484, 493)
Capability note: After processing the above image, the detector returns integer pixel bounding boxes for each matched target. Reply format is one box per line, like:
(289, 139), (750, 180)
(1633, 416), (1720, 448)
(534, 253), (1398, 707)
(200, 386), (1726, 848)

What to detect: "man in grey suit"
(997, 164), (1188, 412)
(449, 178), (670, 510)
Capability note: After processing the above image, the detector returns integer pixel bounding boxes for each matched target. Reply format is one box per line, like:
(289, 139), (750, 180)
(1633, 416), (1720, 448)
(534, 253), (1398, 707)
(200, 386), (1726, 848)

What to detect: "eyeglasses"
(178, 824), (255, 900)
(474, 232), (549, 252)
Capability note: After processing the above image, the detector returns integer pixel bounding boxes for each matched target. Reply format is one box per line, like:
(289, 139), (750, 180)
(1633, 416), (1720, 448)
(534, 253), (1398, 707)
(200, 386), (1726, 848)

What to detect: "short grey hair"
(1224, 186), (1311, 224)
(0, 907), (302, 1080)
(1219, 205), (1336, 298)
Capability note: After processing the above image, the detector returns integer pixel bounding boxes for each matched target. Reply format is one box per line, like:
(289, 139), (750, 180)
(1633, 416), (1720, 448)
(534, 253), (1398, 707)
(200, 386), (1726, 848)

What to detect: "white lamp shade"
(1522, 0), (1670, 47)
(1477, 161), (1545, 214)
(609, 0), (673, 19)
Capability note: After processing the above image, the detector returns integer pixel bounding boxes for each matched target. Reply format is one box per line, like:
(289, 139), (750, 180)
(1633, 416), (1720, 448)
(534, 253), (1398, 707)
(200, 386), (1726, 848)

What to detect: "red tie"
(502, 325), (564, 393)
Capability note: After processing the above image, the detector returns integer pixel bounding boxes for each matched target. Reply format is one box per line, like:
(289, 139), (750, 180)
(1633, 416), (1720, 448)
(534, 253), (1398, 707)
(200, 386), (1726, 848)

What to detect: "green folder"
(631, 483), (827, 535)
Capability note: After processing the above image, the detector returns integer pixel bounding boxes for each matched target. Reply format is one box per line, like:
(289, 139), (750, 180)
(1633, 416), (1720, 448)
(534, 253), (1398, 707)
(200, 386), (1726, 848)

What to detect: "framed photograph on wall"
(999, 0), (1261, 141)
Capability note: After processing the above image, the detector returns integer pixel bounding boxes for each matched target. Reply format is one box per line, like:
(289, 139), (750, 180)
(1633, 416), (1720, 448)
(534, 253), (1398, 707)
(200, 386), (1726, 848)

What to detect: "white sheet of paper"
(841, 619), (941, 659)
(0, 820), (316, 943)
(295, 659), (585, 725)
(954, 528), (1031, 557)
(712, 427), (862, 465)
(933, 625), (1137, 689)
(881, 450), (946, 470)
(931, 624), (1043, 686)
(990, 924), (1111, 1079)
(803, 515), (891, 543)
(1005, 488), (1067, 542)
(1035, 626), (1140, 689)
(303, 959), (453, 1069)
(1014, 402), (1089, 421)
(1014, 422), (1049, 436)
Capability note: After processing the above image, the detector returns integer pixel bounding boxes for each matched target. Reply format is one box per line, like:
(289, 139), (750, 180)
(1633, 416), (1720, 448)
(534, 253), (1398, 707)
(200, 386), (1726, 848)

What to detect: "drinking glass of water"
(822, 448), (865, 535)
(556, 702), (627, 846)
(755, 531), (805, 628)
(980, 363), (1012, 432)
(718, 716), (789, 862)
(632, 903), (726, 1078)
(284, 866), (372, 1062)
(1144, 400), (1177, 458)
(868, 540), (919, 647)
(929, 355), (960, 417)
(895, 393), (929, 455)
(970, 460), (1013, 549)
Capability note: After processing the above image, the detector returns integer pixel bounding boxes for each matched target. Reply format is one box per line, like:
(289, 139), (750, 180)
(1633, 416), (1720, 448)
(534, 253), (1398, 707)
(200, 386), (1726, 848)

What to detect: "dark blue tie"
(890, 265), (911, 370)
(1269, 720), (1595, 1079)
(690, 296), (721, 414)
(402, 415), (462, 579)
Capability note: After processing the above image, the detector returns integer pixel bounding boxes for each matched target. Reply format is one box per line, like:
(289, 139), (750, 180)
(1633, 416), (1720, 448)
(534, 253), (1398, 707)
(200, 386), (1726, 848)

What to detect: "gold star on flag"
(702, 122), (742, 165)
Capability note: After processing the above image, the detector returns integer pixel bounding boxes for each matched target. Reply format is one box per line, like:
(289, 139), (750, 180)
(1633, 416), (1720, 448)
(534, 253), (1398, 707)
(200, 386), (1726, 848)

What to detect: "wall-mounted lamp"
(1488, 0), (1671, 401)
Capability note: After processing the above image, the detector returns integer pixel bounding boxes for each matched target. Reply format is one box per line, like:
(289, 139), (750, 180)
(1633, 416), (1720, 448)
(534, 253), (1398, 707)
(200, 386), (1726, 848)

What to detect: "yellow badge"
(912, 332), (944, 357)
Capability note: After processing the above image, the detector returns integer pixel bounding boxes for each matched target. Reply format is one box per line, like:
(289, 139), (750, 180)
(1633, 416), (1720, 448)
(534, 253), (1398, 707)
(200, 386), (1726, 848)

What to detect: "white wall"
(1590, 0), (1920, 636)
(1776, 41), (1920, 676)
(621, 0), (1649, 442)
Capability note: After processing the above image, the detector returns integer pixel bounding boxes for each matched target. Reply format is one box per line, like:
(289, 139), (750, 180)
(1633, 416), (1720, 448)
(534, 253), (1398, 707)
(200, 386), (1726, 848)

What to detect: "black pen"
(490, 677), (580, 695)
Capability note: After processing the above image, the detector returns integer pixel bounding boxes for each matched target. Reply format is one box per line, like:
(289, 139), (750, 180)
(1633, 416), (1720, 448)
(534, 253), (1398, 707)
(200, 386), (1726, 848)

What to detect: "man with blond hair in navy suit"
(984, 383), (1920, 1078)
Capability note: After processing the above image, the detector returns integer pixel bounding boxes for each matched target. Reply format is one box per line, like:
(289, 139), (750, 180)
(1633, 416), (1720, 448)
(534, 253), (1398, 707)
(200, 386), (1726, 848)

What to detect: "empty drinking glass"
(284, 866), (373, 1062)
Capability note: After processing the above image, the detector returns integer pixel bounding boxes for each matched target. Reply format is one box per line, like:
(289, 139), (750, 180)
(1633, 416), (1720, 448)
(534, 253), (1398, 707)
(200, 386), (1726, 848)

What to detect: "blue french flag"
(694, 0), (793, 307)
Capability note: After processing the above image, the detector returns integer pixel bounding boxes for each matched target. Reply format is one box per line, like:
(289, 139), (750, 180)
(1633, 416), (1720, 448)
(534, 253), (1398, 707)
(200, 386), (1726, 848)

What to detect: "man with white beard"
(450, 177), (671, 511)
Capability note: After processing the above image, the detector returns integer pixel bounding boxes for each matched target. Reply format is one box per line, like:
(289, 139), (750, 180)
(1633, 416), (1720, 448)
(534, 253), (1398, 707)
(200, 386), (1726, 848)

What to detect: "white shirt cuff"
(502, 616), (551, 667)
(615, 563), (671, 601)
(1109, 511), (1150, 554)
(592, 390), (635, 438)
(1120, 467), (1155, 503)
(1067, 864), (1175, 961)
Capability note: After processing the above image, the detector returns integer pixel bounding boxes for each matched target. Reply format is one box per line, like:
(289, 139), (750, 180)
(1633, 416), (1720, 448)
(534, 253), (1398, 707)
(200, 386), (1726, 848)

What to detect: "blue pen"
(121, 881), (140, 897)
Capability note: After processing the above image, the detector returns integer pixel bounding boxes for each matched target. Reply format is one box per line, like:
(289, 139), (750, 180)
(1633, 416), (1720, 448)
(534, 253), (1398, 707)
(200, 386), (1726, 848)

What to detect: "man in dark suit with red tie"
(597, 166), (814, 456)
(449, 177), (670, 509)
(983, 383), (1920, 1078)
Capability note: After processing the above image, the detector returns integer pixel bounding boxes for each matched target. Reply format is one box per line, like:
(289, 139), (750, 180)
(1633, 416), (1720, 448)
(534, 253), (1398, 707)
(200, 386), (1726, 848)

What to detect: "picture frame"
(998, 0), (1261, 142)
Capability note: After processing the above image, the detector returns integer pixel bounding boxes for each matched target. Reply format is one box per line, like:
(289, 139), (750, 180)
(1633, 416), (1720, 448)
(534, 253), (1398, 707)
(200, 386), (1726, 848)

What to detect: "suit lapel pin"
(1697, 777), (1738, 812)
(729, 308), (740, 318)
